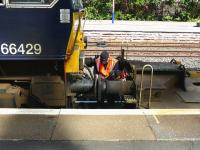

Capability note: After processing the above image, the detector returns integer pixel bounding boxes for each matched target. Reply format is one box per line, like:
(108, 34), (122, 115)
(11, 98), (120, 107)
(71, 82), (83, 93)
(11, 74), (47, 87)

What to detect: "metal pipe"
(105, 80), (134, 96)
(70, 79), (93, 93)
(139, 64), (153, 109)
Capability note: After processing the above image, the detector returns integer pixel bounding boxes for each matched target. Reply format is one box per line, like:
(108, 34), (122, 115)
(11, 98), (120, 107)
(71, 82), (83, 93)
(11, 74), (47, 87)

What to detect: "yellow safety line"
(153, 114), (160, 124)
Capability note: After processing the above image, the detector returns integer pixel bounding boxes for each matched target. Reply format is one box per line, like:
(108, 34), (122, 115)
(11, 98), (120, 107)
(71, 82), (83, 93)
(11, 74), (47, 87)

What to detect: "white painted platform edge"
(60, 109), (200, 115)
(0, 109), (60, 115)
(0, 109), (199, 115)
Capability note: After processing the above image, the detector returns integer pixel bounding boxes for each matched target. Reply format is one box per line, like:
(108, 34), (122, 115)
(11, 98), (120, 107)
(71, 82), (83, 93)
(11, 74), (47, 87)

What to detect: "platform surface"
(0, 109), (199, 141)
(84, 20), (200, 33)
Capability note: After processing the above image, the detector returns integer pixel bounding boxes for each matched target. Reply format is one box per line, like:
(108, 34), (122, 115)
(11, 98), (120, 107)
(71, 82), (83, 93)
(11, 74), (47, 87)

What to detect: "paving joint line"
(49, 109), (61, 141)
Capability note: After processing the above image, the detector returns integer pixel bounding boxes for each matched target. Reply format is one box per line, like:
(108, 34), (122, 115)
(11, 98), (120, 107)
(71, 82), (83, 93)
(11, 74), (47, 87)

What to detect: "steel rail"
(87, 43), (200, 48)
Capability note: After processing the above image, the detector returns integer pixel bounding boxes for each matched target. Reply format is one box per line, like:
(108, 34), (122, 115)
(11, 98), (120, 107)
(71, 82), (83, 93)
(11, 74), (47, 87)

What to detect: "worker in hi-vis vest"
(95, 50), (123, 80)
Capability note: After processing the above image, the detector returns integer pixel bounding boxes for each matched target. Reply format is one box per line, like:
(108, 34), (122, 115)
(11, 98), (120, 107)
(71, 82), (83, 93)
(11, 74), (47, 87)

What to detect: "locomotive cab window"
(9, 0), (53, 4)
(7, 0), (58, 8)
(0, 0), (4, 5)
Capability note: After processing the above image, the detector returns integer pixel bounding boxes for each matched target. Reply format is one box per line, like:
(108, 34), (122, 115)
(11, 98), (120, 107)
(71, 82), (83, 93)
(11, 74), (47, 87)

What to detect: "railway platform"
(0, 109), (199, 149)
(83, 20), (200, 33)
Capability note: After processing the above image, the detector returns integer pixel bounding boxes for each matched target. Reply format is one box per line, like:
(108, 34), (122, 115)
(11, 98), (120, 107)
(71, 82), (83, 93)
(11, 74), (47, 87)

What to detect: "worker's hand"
(109, 70), (120, 79)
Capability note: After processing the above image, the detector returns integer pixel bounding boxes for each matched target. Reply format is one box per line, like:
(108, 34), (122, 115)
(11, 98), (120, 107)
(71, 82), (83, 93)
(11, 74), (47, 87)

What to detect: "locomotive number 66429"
(0, 43), (42, 55)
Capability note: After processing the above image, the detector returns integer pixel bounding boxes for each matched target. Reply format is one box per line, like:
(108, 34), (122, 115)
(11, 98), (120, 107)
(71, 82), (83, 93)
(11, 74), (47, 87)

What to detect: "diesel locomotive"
(0, 0), (86, 107)
(0, 0), (185, 108)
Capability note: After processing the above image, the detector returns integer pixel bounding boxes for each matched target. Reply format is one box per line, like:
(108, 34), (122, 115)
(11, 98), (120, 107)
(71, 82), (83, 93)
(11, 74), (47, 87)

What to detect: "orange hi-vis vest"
(96, 56), (117, 78)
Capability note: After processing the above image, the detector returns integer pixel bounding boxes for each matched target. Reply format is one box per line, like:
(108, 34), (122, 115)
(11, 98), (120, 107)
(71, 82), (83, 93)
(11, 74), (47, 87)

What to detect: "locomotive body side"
(0, 0), (86, 107)
(0, 0), (73, 60)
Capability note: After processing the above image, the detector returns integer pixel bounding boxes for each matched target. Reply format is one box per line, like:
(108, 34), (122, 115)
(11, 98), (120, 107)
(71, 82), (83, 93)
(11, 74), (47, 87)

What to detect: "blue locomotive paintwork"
(0, 0), (74, 60)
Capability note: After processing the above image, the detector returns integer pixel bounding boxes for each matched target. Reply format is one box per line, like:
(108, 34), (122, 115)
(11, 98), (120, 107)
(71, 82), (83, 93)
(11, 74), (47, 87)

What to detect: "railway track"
(84, 31), (200, 68)
(86, 50), (200, 57)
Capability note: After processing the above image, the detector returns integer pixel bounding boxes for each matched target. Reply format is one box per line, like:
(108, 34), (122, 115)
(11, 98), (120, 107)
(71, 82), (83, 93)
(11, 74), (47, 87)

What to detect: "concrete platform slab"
(146, 115), (200, 140)
(52, 115), (155, 141)
(0, 109), (59, 140)
(53, 109), (200, 141)
(0, 109), (199, 141)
